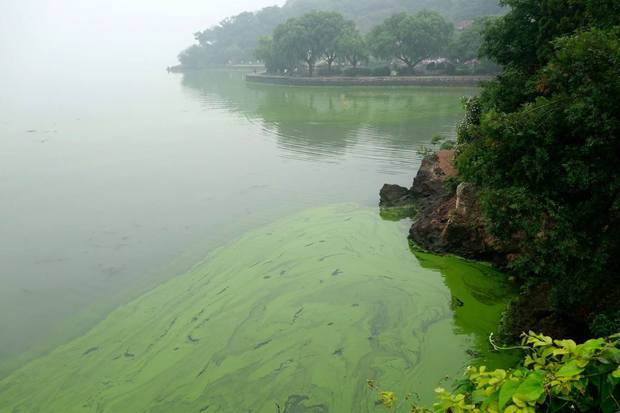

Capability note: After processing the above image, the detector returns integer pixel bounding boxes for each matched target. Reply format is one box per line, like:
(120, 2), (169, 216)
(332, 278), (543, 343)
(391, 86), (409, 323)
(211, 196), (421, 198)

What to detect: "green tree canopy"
(368, 11), (454, 68)
(268, 11), (358, 76)
(337, 27), (369, 68)
(456, 0), (620, 336)
(177, 0), (504, 68)
(449, 17), (492, 63)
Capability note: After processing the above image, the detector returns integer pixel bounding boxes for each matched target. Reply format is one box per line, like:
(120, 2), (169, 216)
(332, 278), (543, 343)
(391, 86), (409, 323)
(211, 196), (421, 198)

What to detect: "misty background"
(0, 0), (283, 102)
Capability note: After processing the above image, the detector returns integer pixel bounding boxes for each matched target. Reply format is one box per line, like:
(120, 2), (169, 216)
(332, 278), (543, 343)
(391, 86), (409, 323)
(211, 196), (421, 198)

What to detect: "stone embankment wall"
(246, 74), (493, 87)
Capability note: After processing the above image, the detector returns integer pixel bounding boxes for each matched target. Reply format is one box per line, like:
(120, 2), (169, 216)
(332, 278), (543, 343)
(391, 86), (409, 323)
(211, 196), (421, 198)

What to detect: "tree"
(272, 18), (307, 74)
(254, 36), (276, 73)
(368, 11), (454, 68)
(337, 27), (369, 68)
(177, 0), (505, 68)
(177, 45), (209, 69)
(455, 0), (620, 336)
(449, 18), (489, 63)
(319, 14), (355, 73)
(271, 11), (354, 76)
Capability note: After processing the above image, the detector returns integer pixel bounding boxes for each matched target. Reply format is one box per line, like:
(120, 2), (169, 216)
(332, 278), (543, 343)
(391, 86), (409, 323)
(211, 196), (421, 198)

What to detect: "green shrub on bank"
(454, 0), (620, 336)
(369, 332), (620, 412)
(372, 66), (392, 77)
(343, 67), (373, 77)
(317, 67), (343, 76)
(396, 66), (416, 76)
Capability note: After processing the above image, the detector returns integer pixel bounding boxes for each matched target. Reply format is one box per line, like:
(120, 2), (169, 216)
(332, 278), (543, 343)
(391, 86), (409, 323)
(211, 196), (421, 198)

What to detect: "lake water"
(0, 69), (513, 411)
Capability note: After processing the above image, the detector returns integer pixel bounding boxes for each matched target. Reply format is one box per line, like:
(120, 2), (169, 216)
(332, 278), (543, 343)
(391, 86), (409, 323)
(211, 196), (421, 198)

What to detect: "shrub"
(369, 332), (620, 413)
(317, 67), (342, 76)
(440, 140), (455, 150)
(343, 67), (373, 77)
(396, 66), (416, 76)
(372, 66), (391, 77)
(431, 135), (443, 145)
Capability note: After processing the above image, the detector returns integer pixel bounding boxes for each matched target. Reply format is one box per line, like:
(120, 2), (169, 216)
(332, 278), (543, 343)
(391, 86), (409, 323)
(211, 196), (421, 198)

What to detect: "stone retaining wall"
(245, 73), (493, 87)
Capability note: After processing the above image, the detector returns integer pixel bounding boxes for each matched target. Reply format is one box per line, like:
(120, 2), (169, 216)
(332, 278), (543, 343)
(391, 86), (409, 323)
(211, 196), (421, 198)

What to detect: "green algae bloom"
(0, 205), (514, 412)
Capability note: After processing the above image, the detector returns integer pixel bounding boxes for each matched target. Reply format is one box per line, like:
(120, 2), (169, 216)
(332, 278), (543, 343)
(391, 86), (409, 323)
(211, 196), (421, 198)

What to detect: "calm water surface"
(0, 69), (512, 411)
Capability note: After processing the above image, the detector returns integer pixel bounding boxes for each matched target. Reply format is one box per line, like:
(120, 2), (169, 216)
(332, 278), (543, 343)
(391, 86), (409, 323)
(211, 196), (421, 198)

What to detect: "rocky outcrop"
(382, 150), (499, 260)
(379, 184), (414, 208)
(410, 181), (496, 259)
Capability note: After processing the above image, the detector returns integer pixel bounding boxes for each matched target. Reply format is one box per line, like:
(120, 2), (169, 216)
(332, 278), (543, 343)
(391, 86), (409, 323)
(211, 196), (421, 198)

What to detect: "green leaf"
(612, 367), (620, 379)
(601, 348), (620, 364)
(514, 370), (545, 402)
(556, 360), (584, 377)
(499, 379), (520, 411)
(470, 389), (487, 404)
(554, 339), (577, 353)
(577, 338), (605, 357)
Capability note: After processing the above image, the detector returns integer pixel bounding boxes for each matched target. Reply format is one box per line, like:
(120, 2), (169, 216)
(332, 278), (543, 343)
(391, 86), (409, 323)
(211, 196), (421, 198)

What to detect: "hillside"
(177, 0), (504, 67)
(285, 0), (503, 29)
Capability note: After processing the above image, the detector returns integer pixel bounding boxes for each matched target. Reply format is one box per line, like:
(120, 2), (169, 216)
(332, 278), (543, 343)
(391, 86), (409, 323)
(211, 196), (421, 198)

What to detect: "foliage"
(343, 67), (373, 77)
(439, 140), (455, 151)
(315, 13), (355, 73)
(317, 66), (343, 76)
(259, 9), (458, 77)
(178, 0), (504, 68)
(370, 332), (620, 412)
(254, 36), (281, 73)
(449, 18), (489, 63)
(454, 0), (620, 334)
(177, 45), (210, 69)
(192, 7), (286, 66)
(260, 11), (357, 76)
(337, 27), (369, 68)
(368, 11), (454, 68)
(286, 0), (504, 30)
(448, 17), (500, 74)
(372, 66), (392, 77)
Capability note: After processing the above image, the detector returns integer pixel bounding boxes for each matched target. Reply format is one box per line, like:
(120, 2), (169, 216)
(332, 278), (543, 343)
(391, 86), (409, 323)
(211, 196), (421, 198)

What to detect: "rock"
(379, 184), (416, 221)
(410, 152), (452, 207)
(382, 149), (499, 260)
(379, 184), (413, 207)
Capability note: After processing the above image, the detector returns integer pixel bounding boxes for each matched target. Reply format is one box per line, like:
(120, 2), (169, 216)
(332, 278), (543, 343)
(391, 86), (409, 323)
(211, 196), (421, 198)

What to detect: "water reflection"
(181, 70), (477, 165)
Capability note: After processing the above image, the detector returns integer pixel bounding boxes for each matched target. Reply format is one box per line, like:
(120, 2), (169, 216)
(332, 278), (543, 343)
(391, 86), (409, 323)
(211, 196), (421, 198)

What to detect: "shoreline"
(245, 73), (493, 87)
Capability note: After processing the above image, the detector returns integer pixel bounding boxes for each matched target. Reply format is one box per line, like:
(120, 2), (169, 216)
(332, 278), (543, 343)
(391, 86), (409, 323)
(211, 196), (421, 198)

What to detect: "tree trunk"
(307, 61), (314, 77)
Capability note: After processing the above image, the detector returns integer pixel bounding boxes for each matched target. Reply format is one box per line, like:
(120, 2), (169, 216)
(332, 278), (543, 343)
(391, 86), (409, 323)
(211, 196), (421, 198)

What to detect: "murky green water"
(0, 205), (513, 412)
(0, 70), (513, 411)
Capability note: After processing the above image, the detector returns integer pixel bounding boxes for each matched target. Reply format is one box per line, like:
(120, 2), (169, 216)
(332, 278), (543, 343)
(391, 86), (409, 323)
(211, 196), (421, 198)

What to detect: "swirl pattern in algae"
(0, 204), (514, 413)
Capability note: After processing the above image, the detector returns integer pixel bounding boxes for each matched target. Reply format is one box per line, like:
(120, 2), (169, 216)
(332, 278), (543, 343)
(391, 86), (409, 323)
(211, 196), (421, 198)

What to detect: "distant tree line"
(177, 0), (504, 69)
(253, 10), (497, 77)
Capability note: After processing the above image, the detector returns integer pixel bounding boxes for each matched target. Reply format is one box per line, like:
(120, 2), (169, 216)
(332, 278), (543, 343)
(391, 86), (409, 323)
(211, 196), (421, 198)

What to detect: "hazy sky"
(0, 0), (285, 78)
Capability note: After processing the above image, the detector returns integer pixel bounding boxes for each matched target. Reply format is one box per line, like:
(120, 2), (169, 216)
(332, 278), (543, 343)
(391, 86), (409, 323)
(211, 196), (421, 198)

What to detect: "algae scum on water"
(0, 205), (513, 413)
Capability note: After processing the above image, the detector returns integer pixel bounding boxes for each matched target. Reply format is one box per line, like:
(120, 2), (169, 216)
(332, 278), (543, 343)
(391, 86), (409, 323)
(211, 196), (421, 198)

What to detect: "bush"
(445, 62), (456, 75)
(369, 332), (620, 413)
(396, 66), (416, 76)
(343, 67), (373, 77)
(456, 27), (620, 333)
(440, 140), (455, 150)
(372, 66), (391, 77)
(316, 66), (342, 76)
